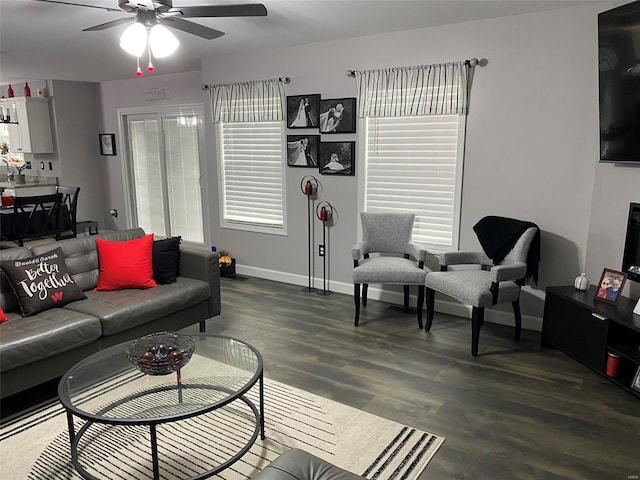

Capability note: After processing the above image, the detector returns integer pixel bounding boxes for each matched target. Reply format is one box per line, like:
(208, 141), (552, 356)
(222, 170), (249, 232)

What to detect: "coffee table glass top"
(58, 334), (262, 423)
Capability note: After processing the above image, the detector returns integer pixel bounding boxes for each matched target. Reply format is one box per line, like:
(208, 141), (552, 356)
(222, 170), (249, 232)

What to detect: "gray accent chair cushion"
(352, 212), (428, 328)
(424, 226), (539, 356)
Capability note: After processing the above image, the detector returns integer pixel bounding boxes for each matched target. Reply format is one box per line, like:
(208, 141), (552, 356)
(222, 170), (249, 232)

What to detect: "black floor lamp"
(300, 176), (318, 293)
(316, 201), (334, 296)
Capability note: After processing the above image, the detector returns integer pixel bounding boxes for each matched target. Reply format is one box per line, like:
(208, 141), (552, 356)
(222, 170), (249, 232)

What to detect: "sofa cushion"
(0, 248), (87, 316)
(30, 228), (147, 292)
(63, 277), (210, 336)
(96, 234), (157, 291)
(0, 307), (7, 323)
(153, 236), (181, 284)
(252, 449), (364, 480)
(0, 307), (102, 373)
(0, 247), (34, 313)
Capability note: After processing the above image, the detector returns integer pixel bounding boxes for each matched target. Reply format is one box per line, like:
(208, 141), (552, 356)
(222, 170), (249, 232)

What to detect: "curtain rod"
(345, 58), (480, 78)
(202, 76), (291, 90)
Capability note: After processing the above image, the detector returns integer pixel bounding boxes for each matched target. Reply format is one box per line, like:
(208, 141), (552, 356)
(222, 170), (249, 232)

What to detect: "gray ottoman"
(253, 449), (364, 480)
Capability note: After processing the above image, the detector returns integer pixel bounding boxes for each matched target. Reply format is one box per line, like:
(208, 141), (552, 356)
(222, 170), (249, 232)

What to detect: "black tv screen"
(622, 202), (640, 283)
(598, 1), (640, 163)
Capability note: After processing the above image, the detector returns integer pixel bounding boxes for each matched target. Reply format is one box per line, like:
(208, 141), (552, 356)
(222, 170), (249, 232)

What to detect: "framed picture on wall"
(594, 268), (627, 304)
(319, 97), (356, 133)
(318, 141), (355, 175)
(287, 94), (320, 129)
(287, 135), (319, 167)
(99, 133), (116, 156)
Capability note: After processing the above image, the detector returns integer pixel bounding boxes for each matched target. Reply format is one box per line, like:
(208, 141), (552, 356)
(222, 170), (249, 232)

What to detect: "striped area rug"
(0, 374), (444, 480)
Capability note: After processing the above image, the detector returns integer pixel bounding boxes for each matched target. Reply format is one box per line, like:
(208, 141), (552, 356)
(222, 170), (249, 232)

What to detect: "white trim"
(233, 264), (543, 332)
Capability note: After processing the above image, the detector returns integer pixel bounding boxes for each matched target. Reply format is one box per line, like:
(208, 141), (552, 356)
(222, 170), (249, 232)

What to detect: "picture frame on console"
(594, 268), (627, 305)
(631, 366), (640, 393)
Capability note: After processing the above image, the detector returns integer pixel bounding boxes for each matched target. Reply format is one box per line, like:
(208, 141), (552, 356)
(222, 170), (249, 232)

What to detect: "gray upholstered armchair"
(424, 216), (540, 356)
(352, 212), (429, 328)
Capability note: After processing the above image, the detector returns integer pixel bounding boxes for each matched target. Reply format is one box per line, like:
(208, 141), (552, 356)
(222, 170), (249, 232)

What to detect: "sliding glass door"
(125, 107), (205, 243)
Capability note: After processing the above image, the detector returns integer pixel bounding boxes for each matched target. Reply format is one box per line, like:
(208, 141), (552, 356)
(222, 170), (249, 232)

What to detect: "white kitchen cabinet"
(0, 97), (53, 153)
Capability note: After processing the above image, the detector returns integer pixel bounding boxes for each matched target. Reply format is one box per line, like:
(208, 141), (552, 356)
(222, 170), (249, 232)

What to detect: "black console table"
(542, 285), (640, 398)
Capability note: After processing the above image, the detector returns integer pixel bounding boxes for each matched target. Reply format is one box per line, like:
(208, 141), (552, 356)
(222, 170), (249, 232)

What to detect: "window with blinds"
(364, 115), (465, 252)
(218, 121), (286, 234)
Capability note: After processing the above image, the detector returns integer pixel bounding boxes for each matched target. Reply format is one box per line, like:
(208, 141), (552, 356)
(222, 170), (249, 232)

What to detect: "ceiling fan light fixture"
(149, 24), (179, 58)
(120, 21), (147, 57)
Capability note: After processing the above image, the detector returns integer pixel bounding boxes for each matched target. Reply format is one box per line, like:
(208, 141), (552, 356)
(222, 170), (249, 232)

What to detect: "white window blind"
(365, 115), (464, 252)
(219, 121), (285, 233)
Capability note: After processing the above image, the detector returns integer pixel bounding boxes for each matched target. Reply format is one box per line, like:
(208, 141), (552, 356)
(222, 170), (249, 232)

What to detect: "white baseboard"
(235, 265), (543, 332)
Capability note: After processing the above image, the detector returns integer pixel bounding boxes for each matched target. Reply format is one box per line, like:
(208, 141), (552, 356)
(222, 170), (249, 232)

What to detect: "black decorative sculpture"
(300, 176), (318, 293)
(315, 201), (334, 296)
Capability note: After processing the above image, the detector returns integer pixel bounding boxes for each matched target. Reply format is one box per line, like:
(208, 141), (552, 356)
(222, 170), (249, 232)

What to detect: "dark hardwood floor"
(3, 275), (639, 479)
(200, 276), (640, 480)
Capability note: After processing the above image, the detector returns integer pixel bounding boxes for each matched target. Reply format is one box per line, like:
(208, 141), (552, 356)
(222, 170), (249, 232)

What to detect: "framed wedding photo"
(99, 133), (116, 156)
(319, 97), (356, 134)
(594, 268), (627, 304)
(318, 141), (355, 176)
(287, 135), (319, 168)
(287, 94), (320, 129)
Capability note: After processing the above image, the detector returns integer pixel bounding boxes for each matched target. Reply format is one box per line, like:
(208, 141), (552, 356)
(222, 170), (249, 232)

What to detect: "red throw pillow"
(0, 308), (7, 323)
(95, 234), (157, 291)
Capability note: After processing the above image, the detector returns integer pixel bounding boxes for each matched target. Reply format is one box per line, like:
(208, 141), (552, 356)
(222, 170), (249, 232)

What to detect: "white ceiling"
(0, 0), (617, 84)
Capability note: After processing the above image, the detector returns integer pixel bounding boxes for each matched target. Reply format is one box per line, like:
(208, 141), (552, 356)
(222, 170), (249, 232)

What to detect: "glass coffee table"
(58, 334), (264, 480)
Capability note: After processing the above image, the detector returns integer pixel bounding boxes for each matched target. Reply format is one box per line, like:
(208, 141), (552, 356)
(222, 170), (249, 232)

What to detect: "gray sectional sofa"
(0, 228), (221, 399)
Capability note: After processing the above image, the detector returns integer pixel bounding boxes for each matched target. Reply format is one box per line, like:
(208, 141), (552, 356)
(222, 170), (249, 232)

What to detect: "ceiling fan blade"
(159, 17), (225, 40)
(32, 0), (122, 12)
(83, 17), (134, 32)
(169, 3), (267, 18)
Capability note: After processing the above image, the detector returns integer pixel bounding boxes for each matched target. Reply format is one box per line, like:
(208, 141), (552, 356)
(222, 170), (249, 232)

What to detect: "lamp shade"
(120, 22), (147, 57)
(149, 24), (179, 58)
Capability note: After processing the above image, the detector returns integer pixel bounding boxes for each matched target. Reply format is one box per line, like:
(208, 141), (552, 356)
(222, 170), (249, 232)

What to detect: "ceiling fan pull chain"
(147, 46), (154, 73)
(136, 56), (143, 78)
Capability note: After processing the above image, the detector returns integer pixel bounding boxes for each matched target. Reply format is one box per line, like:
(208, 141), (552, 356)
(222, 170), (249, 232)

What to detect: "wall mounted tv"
(622, 202), (640, 283)
(598, 1), (640, 164)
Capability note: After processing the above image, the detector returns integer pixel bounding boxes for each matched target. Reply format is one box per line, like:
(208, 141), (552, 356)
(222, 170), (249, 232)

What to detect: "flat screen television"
(622, 202), (640, 283)
(598, 1), (640, 164)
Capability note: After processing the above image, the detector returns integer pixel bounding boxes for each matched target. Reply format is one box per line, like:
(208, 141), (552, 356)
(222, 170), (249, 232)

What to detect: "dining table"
(0, 204), (71, 243)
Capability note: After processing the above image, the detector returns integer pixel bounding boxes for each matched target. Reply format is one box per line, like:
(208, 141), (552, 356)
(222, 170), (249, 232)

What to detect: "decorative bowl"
(126, 332), (195, 375)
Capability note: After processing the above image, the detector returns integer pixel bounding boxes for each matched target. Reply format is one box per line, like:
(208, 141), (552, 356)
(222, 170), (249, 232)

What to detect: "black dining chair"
(0, 193), (63, 248)
(56, 185), (80, 239)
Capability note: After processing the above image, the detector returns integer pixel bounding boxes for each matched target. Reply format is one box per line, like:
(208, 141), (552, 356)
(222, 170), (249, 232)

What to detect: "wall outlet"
(110, 208), (118, 218)
(318, 245), (325, 257)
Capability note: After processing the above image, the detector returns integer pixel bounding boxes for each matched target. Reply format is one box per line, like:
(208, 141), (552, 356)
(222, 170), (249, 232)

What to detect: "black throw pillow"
(0, 247), (86, 317)
(152, 236), (181, 284)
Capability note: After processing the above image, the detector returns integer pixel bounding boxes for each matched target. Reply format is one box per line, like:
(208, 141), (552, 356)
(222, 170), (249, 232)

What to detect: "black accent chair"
(1, 193), (62, 248)
(56, 185), (80, 239)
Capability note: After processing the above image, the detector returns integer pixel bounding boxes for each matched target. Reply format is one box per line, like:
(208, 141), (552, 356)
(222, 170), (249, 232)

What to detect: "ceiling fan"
(34, 0), (268, 40)
(33, 1), (268, 75)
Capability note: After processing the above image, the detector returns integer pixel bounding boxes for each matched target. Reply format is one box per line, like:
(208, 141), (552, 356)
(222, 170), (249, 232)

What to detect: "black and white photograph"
(319, 97), (356, 133)
(318, 141), (355, 175)
(287, 135), (319, 167)
(287, 94), (320, 129)
(99, 133), (116, 156)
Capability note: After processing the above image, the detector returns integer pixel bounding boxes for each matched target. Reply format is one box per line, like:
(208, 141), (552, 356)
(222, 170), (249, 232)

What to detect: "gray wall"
(50, 80), (106, 228)
(98, 3), (640, 329)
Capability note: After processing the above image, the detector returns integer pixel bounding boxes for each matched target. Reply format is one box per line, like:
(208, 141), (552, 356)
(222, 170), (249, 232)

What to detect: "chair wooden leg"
(354, 284), (361, 326)
(403, 285), (410, 311)
(416, 285), (424, 329)
(362, 283), (368, 307)
(471, 306), (484, 356)
(425, 288), (435, 331)
(512, 300), (522, 341)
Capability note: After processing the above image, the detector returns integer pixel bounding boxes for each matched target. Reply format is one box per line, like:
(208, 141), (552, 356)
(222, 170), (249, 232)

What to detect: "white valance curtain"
(208, 78), (285, 123)
(354, 62), (470, 117)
